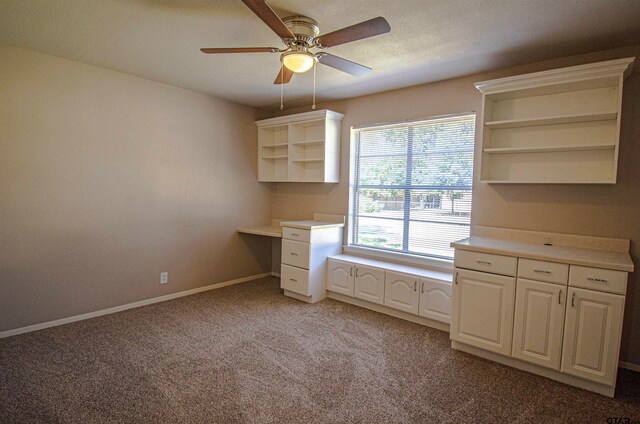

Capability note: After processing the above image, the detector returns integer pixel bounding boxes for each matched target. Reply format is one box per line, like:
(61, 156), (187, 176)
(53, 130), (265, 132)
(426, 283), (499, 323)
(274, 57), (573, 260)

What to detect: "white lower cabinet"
(451, 240), (632, 397)
(384, 271), (420, 314)
(418, 278), (452, 322)
(451, 268), (516, 356)
(354, 265), (385, 305)
(512, 278), (566, 370)
(327, 259), (354, 296)
(561, 287), (625, 386)
(327, 255), (453, 324)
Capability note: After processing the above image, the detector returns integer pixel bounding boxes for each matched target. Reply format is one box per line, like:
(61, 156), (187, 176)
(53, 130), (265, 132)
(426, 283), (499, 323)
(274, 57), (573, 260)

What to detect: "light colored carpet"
(1, 276), (639, 423)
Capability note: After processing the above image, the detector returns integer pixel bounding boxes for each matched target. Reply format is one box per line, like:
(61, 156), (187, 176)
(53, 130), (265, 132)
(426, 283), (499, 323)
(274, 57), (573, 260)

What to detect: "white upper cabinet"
(256, 109), (344, 183)
(475, 57), (634, 184)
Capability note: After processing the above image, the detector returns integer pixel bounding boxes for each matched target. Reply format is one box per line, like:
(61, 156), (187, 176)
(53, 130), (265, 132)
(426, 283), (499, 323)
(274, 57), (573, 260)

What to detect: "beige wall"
(0, 45), (273, 332)
(264, 44), (640, 365)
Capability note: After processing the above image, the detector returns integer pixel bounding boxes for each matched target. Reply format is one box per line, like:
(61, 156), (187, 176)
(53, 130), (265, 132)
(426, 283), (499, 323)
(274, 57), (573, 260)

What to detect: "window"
(349, 113), (475, 260)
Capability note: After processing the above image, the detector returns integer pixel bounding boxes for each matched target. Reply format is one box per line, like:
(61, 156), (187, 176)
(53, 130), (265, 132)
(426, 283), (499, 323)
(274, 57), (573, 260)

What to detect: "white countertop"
(237, 225), (282, 238)
(451, 236), (634, 272)
(280, 220), (345, 230)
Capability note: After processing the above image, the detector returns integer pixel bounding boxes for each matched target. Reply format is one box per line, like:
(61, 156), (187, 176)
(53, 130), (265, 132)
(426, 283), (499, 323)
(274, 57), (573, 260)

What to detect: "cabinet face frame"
(511, 278), (566, 370)
(327, 259), (355, 296)
(561, 287), (625, 386)
(451, 268), (516, 356)
(384, 270), (420, 314)
(354, 265), (385, 305)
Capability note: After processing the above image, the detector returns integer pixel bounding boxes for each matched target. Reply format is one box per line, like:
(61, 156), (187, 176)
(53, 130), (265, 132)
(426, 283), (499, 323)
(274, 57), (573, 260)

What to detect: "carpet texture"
(1, 277), (639, 423)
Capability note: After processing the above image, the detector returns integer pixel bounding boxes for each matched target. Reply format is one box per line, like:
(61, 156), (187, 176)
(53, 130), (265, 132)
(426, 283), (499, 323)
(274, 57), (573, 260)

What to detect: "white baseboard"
(271, 272), (281, 277)
(619, 361), (640, 372)
(0, 272), (272, 339)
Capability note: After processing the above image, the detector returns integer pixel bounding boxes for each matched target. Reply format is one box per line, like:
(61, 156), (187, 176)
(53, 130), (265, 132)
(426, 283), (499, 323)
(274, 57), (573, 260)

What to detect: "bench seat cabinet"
(326, 255), (453, 324)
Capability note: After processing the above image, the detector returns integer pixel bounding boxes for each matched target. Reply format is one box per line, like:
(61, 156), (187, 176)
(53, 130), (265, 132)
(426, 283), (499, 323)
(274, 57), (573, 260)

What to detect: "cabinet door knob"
(421, 282), (424, 294)
(350, 267), (353, 277)
(414, 281), (417, 291)
(356, 268), (359, 278)
(455, 273), (459, 285)
(558, 290), (562, 304)
(571, 292), (576, 307)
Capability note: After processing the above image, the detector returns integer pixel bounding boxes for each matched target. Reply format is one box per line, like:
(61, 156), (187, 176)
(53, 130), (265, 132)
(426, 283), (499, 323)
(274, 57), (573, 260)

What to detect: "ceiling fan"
(200, 0), (391, 85)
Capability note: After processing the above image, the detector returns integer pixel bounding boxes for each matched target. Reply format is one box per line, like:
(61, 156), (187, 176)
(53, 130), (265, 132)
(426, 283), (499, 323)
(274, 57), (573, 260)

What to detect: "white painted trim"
(475, 57), (635, 94)
(255, 109), (344, 127)
(271, 272), (281, 277)
(619, 361), (640, 372)
(0, 272), (272, 339)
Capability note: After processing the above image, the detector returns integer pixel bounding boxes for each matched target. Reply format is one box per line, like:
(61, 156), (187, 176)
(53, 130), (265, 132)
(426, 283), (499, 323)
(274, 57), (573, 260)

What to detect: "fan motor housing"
(282, 15), (319, 45)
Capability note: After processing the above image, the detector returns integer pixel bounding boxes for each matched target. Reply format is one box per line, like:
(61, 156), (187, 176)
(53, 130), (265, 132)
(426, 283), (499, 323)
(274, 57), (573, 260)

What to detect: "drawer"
(282, 227), (311, 243)
(281, 264), (310, 296)
(454, 249), (517, 276)
(282, 239), (310, 269)
(569, 265), (627, 295)
(518, 259), (568, 285)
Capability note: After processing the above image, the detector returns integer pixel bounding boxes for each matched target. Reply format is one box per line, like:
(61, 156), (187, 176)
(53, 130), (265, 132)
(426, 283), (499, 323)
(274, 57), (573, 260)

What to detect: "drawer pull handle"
(414, 281), (417, 292)
(455, 273), (459, 285)
(571, 292), (576, 307)
(534, 269), (552, 274)
(558, 290), (562, 305)
(290, 278), (297, 283)
(290, 253), (298, 256)
(421, 282), (424, 294)
(350, 267), (353, 277)
(476, 260), (492, 265)
(291, 233), (299, 237)
(587, 277), (608, 283)
(356, 268), (359, 278)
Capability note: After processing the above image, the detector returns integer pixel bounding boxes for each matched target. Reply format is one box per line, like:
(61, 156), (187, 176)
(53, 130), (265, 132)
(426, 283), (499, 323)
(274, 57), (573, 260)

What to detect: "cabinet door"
(354, 265), (385, 305)
(418, 278), (452, 323)
(451, 268), (516, 356)
(384, 271), (419, 314)
(561, 287), (624, 386)
(512, 278), (566, 370)
(327, 259), (354, 296)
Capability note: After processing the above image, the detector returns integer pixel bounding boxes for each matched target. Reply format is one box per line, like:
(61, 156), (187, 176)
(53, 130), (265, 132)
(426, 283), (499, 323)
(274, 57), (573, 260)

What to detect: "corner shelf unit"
(475, 57), (634, 184)
(256, 109), (344, 183)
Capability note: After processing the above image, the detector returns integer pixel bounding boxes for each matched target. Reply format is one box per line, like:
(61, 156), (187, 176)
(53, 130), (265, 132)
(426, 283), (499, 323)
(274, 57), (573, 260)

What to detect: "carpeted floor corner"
(1, 276), (639, 423)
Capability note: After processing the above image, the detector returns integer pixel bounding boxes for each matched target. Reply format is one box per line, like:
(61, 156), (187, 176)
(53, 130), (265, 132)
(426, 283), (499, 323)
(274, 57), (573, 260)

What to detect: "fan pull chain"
(312, 61), (317, 110)
(280, 68), (284, 110)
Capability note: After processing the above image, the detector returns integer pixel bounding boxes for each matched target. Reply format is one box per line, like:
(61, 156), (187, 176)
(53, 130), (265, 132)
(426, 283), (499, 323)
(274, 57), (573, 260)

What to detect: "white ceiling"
(2, 0), (640, 109)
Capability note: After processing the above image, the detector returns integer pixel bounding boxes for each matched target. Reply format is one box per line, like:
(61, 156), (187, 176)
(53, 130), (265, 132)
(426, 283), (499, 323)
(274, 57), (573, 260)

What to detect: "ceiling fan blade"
(274, 66), (294, 84)
(316, 17), (390, 48)
(200, 47), (280, 54)
(241, 0), (295, 40)
(317, 53), (372, 77)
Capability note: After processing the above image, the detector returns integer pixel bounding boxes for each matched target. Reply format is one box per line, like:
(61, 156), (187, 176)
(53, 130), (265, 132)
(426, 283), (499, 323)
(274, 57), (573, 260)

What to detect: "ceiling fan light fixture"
(281, 51), (315, 73)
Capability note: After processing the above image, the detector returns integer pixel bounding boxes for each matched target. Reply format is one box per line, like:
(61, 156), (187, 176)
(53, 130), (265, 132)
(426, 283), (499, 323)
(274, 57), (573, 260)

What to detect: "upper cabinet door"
(561, 287), (625, 386)
(512, 278), (566, 370)
(354, 265), (385, 305)
(384, 271), (419, 314)
(327, 259), (354, 296)
(451, 268), (516, 356)
(418, 277), (452, 323)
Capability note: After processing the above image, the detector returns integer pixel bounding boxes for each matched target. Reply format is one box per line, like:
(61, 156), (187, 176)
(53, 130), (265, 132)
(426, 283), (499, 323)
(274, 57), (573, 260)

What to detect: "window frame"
(347, 112), (476, 267)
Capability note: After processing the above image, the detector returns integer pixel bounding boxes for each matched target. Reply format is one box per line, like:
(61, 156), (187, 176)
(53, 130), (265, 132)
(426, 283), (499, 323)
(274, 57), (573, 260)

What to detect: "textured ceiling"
(2, 0), (640, 109)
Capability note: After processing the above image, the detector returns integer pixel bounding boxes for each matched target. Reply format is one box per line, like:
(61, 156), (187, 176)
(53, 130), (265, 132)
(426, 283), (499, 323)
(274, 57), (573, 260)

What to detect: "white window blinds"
(350, 113), (475, 260)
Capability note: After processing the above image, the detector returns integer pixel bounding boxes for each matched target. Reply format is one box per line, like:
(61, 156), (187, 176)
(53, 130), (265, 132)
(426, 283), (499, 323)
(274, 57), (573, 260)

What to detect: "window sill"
(343, 245), (454, 273)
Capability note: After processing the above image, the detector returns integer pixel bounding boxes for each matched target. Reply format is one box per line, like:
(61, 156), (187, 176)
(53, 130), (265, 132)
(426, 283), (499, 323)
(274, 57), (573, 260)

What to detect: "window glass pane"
(354, 216), (403, 251)
(351, 114), (475, 260)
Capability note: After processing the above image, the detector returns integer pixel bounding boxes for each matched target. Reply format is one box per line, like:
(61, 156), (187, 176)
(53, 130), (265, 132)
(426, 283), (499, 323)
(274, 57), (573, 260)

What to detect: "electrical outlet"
(160, 272), (168, 284)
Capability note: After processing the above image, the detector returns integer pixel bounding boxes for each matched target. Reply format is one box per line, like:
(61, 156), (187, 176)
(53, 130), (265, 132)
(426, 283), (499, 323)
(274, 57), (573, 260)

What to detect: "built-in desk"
(237, 220), (283, 238)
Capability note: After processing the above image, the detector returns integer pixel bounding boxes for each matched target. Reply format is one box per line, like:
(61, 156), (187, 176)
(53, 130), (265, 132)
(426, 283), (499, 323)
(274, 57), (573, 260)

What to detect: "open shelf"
(256, 110), (344, 183)
(485, 112), (617, 129)
(475, 57), (634, 184)
(483, 143), (615, 154)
